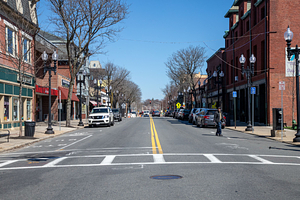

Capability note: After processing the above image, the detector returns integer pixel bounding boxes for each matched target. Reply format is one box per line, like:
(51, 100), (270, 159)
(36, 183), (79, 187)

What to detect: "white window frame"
(22, 36), (31, 63)
(4, 20), (18, 57)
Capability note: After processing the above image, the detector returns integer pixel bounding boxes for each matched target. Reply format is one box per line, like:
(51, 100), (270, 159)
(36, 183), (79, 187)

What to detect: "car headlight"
(104, 115), (109, 119)
(89, 116), (94, 119)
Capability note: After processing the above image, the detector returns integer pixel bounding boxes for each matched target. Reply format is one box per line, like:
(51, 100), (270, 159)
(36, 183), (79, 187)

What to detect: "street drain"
(150, 175), (183, 180)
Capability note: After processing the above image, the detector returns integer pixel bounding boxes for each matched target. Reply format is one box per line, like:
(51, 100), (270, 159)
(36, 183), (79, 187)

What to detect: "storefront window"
(27, 99), (31, 120)
(13, 97), (19, 121)
(4, 96), (9, 121)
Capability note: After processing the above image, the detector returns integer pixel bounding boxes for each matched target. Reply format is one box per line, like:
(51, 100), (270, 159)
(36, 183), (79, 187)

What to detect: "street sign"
(251, 87), (256, 94)
(233, 91), (237, 98)
(176, 102), (181, 109)
(279, 81), (285, 90)
(121, 103), (126, 109)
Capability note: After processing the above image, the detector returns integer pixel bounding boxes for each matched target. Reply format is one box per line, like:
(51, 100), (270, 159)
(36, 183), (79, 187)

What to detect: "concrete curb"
(225, 127), (300, 147)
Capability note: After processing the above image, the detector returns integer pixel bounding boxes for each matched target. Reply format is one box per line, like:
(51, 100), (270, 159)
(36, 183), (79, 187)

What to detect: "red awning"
(90, 100), (97, 106)
(58, 87), (79, 102)
(90, 101), (102, 106)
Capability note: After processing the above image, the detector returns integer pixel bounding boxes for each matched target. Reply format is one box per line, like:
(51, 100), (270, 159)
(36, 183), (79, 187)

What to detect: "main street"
(0, 117), (300, 200)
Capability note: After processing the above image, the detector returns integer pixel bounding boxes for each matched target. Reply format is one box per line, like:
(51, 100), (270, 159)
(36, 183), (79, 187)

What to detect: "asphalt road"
(0, 116), (300, 200)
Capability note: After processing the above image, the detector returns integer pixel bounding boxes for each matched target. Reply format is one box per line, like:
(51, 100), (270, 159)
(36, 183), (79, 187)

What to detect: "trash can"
(25, 121), (36, 137)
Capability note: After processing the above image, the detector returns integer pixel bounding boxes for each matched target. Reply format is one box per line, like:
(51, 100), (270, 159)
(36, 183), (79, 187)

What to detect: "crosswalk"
(0, 153), (300, 171)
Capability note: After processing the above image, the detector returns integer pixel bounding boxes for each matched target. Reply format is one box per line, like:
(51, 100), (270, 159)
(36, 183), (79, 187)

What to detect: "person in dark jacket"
(214, 107), (224, 136)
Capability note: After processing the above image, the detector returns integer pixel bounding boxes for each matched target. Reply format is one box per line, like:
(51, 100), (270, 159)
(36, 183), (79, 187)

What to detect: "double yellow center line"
(150, 117), (163, 154)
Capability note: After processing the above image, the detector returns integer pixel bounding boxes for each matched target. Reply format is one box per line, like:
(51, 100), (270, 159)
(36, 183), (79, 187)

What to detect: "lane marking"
(100, 155), (116, 165)
(43, 157), (67, 167)
(204, 154), (222, 163)
(57, 135), (93, 150)
(150, 117), (157, 154)
(153, 154), (165, 163)
(249, 155), (273, 164)
(150, 117), (163, 154)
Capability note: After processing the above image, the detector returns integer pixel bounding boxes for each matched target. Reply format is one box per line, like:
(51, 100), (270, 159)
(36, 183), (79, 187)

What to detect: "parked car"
(189, 108), (202, 124)
(153, 110), (161, 117)
(182, 109), (191, 120)
(112, 108), (122, 122)
(196, 108), (225, 129)
(177, 109), (184, 119)
(165, 110), (171, 117)
(88, 107), (114, 127)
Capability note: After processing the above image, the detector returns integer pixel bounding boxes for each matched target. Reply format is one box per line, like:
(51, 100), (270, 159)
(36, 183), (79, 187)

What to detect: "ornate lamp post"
(212, 66), (224, 108)
(77, 69), (89, 126)
(42, 50), (57, 134)
(284, 26), (300, 142)
(239, 54), (256, 131)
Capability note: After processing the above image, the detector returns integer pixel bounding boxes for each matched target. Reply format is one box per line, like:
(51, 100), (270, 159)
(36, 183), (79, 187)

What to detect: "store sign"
(17, 74), (32, 84)
(36, 85), (58, 96)
(62, 79), (70, 88)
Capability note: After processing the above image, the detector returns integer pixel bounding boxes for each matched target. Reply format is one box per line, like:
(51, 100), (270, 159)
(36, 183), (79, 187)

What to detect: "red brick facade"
(215, 0), (300, 126)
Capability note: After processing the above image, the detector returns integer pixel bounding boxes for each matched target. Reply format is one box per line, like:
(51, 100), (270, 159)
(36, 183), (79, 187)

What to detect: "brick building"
(0, 0), (38, 130)
(220, 0), (300, 126)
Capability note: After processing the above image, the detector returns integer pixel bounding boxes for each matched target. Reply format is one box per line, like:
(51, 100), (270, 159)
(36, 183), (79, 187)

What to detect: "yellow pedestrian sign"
(176, 102), (181, 109)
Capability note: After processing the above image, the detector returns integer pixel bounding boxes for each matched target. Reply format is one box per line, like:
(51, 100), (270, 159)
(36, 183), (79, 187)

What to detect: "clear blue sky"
(37, 0), (234, 101)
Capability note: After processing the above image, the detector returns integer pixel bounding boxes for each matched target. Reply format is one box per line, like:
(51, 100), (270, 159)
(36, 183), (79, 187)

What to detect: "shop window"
(13, 97), (19, 121)
(27, 99), (31, 120)
(4, 96), (9, 121)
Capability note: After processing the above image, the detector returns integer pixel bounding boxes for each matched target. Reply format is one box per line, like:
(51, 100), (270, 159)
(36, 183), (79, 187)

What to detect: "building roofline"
(206, 48), (225, 63)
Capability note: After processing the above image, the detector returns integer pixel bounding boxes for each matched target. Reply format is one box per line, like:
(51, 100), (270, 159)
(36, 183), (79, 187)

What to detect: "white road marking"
(249, 155), (273, 164)
(57, 144), (67, 146)
(100, 155), (116, 165)
(57, 135), (93, 150)
(153, 154), (165, 163)
(0, 153), (300, 171)
(43, 157), (67, 167)
(0, 160), (18, 167)
(203, 154), (222, 163)
(69, 139), (77, 141)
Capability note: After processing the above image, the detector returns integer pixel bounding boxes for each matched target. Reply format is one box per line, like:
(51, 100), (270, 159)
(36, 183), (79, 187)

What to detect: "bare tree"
(48, 0), (128, 126)
(0, 1), (39, 136)
(165, 46), (206, 106)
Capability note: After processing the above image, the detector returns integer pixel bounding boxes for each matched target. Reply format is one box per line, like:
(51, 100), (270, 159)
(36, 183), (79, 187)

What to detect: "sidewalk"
(0, 120), (87, 153)
(226, 126), (300, 146)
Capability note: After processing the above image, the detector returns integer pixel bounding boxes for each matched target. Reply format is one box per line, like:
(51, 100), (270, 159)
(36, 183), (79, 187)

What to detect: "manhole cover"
(150, 175), (183, 180)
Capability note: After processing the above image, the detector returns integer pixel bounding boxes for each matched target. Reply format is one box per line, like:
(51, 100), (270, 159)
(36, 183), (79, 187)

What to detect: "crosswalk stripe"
(100, 155), (116, 165)
(43, 157), (68, 167)
(249, 155), (273, 164)
(203, 154), (222, 163)
(0, 160), (18, 167)
(153, 154), (165, 163)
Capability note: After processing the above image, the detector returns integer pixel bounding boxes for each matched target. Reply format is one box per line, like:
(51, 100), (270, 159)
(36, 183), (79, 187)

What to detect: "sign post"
(279, 81), (285, 141)
(251, 87), (256, 134)
(59, 90), (61, 131)
(233, 91), (237, 129)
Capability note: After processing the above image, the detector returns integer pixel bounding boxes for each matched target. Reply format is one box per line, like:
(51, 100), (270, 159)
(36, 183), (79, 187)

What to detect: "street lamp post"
(284, 26), (300, 142)
(42, 50), (57, 134)
(212, 66), (224, 108)
(239, 54), (256, 131)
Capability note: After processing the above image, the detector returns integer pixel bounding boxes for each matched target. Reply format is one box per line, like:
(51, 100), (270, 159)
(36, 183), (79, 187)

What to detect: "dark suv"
(112, 108), (122, 121)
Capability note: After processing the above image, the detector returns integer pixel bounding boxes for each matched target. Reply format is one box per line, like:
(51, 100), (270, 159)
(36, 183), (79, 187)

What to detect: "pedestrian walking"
(214, 107), (225, 136)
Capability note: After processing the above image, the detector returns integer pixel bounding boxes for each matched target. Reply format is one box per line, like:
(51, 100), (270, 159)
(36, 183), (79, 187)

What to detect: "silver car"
(196, 108), (225, 129)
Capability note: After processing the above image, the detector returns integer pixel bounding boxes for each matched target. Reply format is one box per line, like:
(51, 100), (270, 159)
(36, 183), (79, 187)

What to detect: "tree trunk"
(19, 79), (23, 137)
(66, 75), (75, 127)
